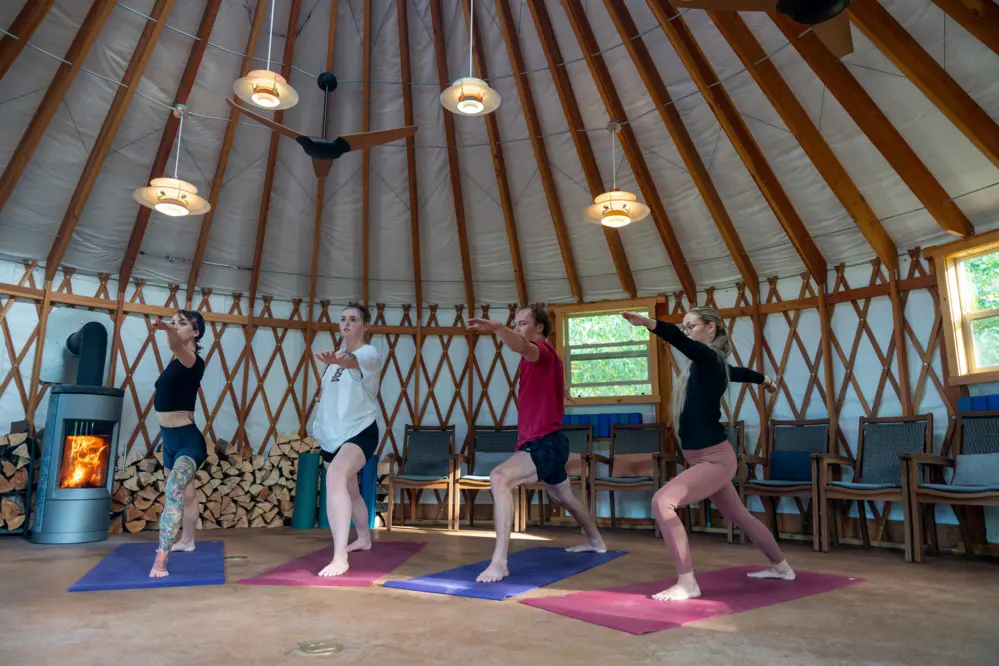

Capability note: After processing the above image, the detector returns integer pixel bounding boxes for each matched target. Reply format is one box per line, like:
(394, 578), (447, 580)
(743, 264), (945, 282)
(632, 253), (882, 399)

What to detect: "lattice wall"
(0, 253), (970, 536)
(0, 260), (523, 463)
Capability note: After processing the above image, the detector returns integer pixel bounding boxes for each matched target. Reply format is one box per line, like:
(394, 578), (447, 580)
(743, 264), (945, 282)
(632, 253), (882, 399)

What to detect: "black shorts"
(520, 430), (569, 486)
(320, 421), (379, 464)
(161, 423), (207, 470)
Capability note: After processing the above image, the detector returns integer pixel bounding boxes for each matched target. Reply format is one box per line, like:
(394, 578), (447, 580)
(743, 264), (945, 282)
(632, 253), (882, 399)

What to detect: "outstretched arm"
(620, 312), (717, 365)
(467, 318), (540, 362)
(152, 319), (197, 368)
(729, 365), (778, 392)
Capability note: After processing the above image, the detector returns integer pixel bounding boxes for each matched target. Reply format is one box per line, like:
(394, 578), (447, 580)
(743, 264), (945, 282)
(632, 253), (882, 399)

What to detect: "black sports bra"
(154, 356), (205, 412)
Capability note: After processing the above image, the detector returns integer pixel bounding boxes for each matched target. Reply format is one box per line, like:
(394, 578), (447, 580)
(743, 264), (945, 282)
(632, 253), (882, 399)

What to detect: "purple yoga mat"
(237, 540), (425, 587)
(520, 565), (865, 635)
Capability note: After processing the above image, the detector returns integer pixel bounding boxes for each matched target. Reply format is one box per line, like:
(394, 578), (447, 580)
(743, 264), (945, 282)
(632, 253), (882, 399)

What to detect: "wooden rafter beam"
(772, 12), (974, 238)
(848, 0), (999, 171)
(396, 0), (423, 317)
(709, 11), (899, 273)
(0, 0), (117, 213)
(362, 0), (372, 307)
(0, 0), (58, 79)
(302, 0), (340, 436)
(461, 0), (528, 306)
(185, 0), (267, 306)
(428, 0), (475, 313)
(45, 0), (176, 283)
(606, 1), (759, 301)
(493, 0), (581, 303)
(648, 1), (827, 285)
(247, 0), (302, 307)
(930, 0), (999, 58)
(118, 0), (223, 291)
(239, 0), (302, 452)
(526, 1), (636, 299)
(561, 0), (697, 303)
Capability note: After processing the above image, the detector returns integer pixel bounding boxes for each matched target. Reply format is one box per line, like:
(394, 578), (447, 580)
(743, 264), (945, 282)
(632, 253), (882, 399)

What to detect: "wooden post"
(889, 270), (914, 415)
(818, 285), (838, 453)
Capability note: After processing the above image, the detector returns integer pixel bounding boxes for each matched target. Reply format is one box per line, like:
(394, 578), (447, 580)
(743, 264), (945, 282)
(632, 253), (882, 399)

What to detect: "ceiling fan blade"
(672, 0), (777, 11)
(339, 126), (418, 152)
(225, 97), (304, 140)
(813, 13), (853, 58)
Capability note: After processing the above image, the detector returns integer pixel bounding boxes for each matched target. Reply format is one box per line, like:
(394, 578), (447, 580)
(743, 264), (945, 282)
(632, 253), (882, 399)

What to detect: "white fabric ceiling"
(1, 0), (998, 307)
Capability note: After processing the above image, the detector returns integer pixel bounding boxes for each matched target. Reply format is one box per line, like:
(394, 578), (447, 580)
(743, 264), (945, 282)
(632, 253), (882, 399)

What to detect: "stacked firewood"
(0, 433), (31, 531)
(109, 433), (318, 534)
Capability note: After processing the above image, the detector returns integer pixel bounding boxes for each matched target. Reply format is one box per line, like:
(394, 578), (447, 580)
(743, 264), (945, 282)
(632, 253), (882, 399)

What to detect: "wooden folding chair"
(386, 425), (458, 531)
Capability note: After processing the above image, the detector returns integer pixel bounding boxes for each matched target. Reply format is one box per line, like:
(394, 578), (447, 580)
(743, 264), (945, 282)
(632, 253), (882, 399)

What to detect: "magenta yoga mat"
(519, 565), (865, 635)
(237, 540), (425, 587)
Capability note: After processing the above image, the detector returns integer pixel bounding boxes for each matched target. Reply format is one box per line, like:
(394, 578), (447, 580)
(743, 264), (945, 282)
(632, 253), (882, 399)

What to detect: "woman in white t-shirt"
(310, 303), (382, 577)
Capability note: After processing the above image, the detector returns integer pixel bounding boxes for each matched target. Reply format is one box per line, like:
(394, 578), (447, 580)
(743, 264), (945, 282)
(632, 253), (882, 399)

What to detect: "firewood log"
(133, 496), (155, 511)
(0, 476), (12, 494)
(125, 518), (147, 533)
(123, 476), (140, 492)
(1, 460), (14, 477)
(108, 516), (123, 534)
(1, 498), (24, 524)
(8, 433), (28, 447)
(9, 467), (27, 491)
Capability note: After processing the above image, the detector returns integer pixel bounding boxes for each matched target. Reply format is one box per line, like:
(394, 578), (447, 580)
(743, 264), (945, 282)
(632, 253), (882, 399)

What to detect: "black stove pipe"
(66, 321), (108, 387)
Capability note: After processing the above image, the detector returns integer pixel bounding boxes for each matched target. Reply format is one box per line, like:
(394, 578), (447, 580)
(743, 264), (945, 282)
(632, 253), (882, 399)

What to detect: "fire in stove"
(59, 434), (111, 489)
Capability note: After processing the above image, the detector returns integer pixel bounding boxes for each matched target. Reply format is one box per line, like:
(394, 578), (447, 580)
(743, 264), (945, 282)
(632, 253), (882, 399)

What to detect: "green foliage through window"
(960, 249), (999, 369)
(566, 313), (652, 398)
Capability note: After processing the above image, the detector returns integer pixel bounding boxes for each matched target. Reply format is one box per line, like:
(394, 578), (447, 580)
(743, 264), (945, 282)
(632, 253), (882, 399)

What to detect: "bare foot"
(318, 555), (350, 577)
(171, 538), (195, 553)
(652, 575), (701, 601)
(149, 555), (169, 578)
(565, 538), (607, 554)
(475, 561), (509, 583)
(345, 537), (371, 553)
(747, 560), (796, 580)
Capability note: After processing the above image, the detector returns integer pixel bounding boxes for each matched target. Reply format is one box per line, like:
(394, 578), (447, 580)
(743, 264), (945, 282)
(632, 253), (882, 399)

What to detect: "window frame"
(551, 297), (663, 406)
(926, 230), (999, 386)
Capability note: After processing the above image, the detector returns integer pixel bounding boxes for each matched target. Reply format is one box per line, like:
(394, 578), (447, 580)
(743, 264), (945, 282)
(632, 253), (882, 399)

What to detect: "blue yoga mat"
(68, 541), (226, 592)
(381, 546), (627, 601)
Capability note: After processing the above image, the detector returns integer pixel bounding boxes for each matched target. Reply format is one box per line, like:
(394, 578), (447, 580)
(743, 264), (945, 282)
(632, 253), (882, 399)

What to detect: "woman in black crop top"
(149, 310), (209, 579)
(622, 307), (796, 602)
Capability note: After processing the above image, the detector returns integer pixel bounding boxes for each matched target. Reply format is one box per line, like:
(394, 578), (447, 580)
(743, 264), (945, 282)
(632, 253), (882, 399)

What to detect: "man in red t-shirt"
(468, 305), (606, 583)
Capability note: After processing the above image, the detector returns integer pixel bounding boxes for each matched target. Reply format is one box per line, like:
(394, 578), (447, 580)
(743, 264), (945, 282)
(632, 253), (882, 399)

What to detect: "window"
(927, 230), (999, 385)
(956, 250), (999, 371)
(552, 298), (661, 405)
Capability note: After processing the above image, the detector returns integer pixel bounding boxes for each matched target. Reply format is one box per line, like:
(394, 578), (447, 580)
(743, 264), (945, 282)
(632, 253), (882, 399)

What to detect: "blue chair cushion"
(770, 450), (813, 482)
(595, 476), (653, 484)
(951, 452), (999, 487)
(746, 479), (811, 488)
(828, 481), (899, 491)
(921, 483), (999, 494)
(396, 474), (446, 482)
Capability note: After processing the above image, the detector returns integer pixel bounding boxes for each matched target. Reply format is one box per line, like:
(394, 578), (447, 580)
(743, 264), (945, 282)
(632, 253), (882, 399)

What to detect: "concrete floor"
(1, 525), (997, 666)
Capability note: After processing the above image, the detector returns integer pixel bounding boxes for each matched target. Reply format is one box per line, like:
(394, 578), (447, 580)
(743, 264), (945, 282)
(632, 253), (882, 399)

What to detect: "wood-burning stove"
(30, 320), (124, 544)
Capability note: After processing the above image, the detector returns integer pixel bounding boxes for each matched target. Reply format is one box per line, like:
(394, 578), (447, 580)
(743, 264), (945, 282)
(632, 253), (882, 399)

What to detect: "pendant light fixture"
(440, 0), (500, 116)
(586, 122), (649, 229)
(133, 105), (211, 217)
(233, 0), (299, 110)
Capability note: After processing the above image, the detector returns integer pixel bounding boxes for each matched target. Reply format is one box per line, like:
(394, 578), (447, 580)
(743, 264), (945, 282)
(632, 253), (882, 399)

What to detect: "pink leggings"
(652, 441), (785, 575)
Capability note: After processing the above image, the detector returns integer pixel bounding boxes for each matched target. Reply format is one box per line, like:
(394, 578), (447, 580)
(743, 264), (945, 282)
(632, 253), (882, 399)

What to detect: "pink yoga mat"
(520, 565), (864, 635)
(237, 540), (426, 587)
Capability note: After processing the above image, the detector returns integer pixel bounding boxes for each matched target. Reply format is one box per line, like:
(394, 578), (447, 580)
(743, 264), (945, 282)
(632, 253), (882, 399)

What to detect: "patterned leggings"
(155, 455), (196, 561)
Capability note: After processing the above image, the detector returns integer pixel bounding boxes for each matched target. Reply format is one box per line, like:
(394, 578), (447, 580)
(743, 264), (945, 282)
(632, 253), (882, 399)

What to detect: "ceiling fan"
(673, 0), (853, 58)
(226, 72), (418, 179)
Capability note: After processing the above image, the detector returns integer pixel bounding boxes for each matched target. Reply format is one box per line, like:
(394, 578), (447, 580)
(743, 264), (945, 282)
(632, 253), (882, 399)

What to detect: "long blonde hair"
(669, 306), (733, 440)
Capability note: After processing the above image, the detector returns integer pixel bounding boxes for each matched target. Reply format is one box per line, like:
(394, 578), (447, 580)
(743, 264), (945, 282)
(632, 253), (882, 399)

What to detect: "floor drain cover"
(297, 640), (345, 656)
